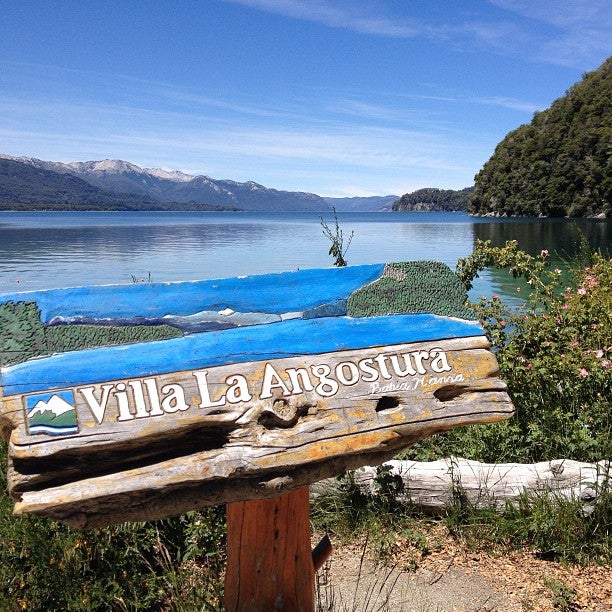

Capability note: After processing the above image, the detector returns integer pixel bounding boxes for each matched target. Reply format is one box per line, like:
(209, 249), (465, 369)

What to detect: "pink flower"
(602, 360), (611, 369)
(571, 341), (579, 348)
(540, 249), (549, 257)
(595, 349), (604, 358)
(577, 287), (586, 295)
(526, 363), (532, 370)
(563, 303), (569, 309)
(579, 368), (589, 378)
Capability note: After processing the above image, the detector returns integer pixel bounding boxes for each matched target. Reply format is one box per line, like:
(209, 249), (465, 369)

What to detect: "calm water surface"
(0, 211), (610, 305)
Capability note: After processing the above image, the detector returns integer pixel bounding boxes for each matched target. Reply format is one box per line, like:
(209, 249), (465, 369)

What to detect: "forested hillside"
(470, 57), (611, 218)
(392, 187), (472, 212)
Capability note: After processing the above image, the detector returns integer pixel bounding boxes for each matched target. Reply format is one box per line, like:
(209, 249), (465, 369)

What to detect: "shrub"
(0, 440), (226, 611)
(406, 239), (611, 464)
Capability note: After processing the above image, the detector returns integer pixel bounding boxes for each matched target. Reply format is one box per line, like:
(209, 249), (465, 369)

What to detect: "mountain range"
(0, 154), (397, 212)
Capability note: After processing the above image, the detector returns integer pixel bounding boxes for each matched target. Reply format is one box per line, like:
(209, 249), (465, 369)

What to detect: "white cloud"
(470, 96), (542, 114)
(226, 0), (611, 68)
(225, 0), (421, 37)
(487, 0), (612, 67)
(225, 0), (516, 45)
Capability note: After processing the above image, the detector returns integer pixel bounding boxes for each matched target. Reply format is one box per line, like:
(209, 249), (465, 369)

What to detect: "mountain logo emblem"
(25, 391), (79, 436)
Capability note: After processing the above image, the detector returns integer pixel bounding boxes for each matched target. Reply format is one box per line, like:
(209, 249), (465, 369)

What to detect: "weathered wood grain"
(2, 337), (513, 528)
(225, 487), (314, 611)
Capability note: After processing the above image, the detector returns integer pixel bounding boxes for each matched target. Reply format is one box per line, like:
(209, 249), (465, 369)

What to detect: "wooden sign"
(0, 262), (513, 529)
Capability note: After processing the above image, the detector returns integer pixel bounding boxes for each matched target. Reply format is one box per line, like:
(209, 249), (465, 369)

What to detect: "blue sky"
(0, 1), (610, 197)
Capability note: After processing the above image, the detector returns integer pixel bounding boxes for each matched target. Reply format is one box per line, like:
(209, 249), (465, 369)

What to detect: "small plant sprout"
(320, 207), (354, 267)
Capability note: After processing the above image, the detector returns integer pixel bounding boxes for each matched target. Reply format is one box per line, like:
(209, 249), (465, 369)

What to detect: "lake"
(0, 211), (610, 307)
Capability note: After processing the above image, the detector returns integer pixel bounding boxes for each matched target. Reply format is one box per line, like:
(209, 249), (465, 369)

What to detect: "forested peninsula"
(392, 187), (472, 212)
(469, 57), (611, 218)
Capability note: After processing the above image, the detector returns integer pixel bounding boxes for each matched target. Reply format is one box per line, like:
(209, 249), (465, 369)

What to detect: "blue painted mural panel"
(2, 314), (483, 395)
(1, 261), (483, 395)
(0, 264), (386, 323)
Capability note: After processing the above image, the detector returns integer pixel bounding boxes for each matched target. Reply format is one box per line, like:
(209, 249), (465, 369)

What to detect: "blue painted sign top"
(0, 264), (386, 323)
(1, 263), (483, 396)
(3, 314), (483, 395)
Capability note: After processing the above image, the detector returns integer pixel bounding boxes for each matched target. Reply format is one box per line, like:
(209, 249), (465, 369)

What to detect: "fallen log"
(312, 458), (610, 511)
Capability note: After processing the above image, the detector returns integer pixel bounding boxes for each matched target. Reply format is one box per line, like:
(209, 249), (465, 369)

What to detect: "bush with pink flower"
(408, 239), (611, 464)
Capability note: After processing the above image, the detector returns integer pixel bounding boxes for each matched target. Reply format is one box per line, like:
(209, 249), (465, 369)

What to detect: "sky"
(0, 1), (610, 197)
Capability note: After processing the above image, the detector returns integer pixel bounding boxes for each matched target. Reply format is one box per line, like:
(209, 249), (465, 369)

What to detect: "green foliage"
(347, 261), (474, 319)
(0, 439), (226, 610)
(0, 301), (48, 367)
(311, 469), (429, 566)
(543, 577), (578, 611)
(443, 481), (612, 566)
(46, 324), (182, 356)
(470, 57), (611, 218)
(392, 187), (473, 212)
(408, 239), (612, 464)
(312, 463), (612, 569)
(320, 208), (354, 267)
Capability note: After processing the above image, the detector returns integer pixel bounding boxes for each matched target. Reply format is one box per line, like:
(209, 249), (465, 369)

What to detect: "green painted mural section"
(0, 301), (182, 367)
(347, 262), (475, 320)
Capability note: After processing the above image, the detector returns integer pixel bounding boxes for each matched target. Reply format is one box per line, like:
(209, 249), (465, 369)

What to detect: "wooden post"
(225, 486), (314, 611)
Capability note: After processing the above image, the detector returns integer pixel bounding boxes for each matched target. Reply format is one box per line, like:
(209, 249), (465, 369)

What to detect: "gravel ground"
(313, 532), (612, 611)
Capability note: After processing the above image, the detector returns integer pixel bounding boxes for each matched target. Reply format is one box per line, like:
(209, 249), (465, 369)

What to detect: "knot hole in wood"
(375, 395), (401, 412)
(433, 385), (469, 401)
(258, 398), (313, 429)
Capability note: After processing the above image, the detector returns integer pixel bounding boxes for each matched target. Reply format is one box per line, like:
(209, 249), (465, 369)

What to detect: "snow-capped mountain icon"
(29, 394), (75, 417)
(25, 391), (78, 436)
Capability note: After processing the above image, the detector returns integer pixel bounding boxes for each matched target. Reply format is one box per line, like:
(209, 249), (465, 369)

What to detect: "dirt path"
(314, 532), (612, 611)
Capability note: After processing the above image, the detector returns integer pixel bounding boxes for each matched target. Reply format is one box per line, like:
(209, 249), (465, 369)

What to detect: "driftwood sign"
(0, 262), (514, 529)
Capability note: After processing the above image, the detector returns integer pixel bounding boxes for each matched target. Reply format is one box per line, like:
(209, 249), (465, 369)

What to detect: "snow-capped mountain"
(0, 154), (331, 211)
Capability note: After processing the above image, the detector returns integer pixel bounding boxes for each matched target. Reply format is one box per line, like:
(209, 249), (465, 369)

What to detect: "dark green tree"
(470, 57), (611, 218)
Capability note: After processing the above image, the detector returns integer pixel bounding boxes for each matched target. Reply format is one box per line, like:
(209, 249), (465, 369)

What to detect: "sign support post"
(225, 487), (314, 611)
